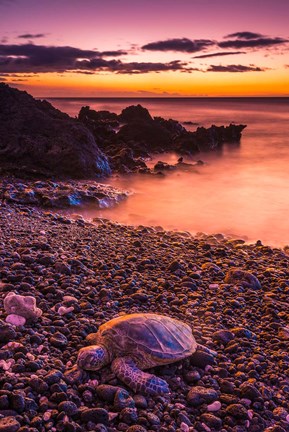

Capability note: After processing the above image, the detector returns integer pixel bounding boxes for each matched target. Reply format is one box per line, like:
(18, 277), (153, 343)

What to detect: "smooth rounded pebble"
(5, 314), (26, 326)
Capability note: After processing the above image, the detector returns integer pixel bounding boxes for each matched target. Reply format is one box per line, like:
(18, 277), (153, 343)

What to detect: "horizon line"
(42, 95), (289, 99)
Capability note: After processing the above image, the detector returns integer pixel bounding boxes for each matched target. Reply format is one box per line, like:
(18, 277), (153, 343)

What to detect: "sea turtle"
(77, 313), (197, 395)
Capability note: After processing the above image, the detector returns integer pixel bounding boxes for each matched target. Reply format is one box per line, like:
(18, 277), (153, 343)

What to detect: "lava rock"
(0, 83), (111, 178)
(0, 417), (20, 432)
(187, 386), (218, 406)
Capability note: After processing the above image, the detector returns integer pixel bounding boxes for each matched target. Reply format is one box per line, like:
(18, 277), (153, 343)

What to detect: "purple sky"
(0, 0), (288, 96)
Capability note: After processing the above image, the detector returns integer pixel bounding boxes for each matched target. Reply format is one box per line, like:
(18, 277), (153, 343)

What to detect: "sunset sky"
(1, 0), (289, 97)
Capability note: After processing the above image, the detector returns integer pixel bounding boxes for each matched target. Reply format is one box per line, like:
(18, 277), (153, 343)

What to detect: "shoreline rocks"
(0, 178), (129, 209)
(79, 104), (246, 174)
(0, 83), (111, 179)
(0, 84), (247, 179)
(0, 203), (288, 431)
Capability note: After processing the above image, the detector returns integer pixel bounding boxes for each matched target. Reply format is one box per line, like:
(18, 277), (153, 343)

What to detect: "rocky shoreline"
(1, 203), (289, 432)
(0, 84), (246, 179)
(0, 179), (129, 209)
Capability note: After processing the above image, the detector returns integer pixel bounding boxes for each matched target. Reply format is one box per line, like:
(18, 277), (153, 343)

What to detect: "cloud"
(225, 32), (263, 40)
(0, 43), (128, 73)
(76, 58), (192, 74)
(18, 33), (47, 39)
(207, 64), (266, 72)
(0, 43), (192, 74)
(219, 34), (288, 49)
(101, 50), (128, 57)
(142, 38), (214, 53)
(194, 51), (245, 59)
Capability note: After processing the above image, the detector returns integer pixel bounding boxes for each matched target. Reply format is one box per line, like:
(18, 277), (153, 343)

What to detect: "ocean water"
(48, 97), (289, 247)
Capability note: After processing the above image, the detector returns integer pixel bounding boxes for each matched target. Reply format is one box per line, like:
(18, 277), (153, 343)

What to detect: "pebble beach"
(1, 203), (289, 432)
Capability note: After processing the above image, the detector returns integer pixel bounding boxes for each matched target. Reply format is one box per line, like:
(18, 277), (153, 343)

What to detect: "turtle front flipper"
(111, 357), (169, 396)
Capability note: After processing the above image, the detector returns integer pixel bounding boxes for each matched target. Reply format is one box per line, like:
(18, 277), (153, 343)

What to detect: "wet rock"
(64, 366), (88, 384)
(187, 386), (218, 406)
(119, 105), (153, 123)
(119, 407), (138, 424)
(167, 260), (182, 272)
(133, 395), (148, 409)
(0, 83), (110, 178)
(212, 329), (234, 344)
(190, 349), (215, 368)
(96, 384), (118, 402)
(225, 404), (248, 420)
(239, 383), (261, 400)
(224, 268), (261, 289)
(126, 426), (147, 432)
(200, 413), (222, 429)
(0, 417), (20, 432)
(80, 408), (109, 424)
(49, 332), (68, 348)
(58, 401), (78, 416)
(0, 200), (287, 432)
(0, 320), (17, 342)
(6, 179), (128, 209)
(114, 389), (135, 411)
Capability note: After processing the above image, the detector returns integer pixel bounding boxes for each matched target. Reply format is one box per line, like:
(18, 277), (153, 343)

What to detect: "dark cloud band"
(142, 38), (214, 53)
(207, 64), (265, 72)
(18, 33), (47, 39)
(0, 43), (191, 74)
(224, 32), (264, 40)
(194, 51), (245, 59)
(219, 36), (288, 49)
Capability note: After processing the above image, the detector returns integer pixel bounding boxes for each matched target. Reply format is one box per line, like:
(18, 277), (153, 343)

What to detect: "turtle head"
(77, 345), (110, 371)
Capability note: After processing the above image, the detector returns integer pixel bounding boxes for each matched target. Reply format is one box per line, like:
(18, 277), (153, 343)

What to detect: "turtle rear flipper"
(112, 357), (169, 396)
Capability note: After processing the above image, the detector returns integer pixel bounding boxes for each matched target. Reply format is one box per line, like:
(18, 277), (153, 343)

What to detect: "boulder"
(4, 292), (42, 321)
(0, 84), (111, 178)
(116, 121), (173, 152)
(119, 104), (153, 123)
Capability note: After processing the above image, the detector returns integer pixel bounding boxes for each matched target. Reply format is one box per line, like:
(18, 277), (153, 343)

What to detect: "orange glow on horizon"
(8, 68), (289, 98)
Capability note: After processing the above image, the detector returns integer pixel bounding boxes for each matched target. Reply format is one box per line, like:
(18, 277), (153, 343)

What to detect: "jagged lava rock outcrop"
(78, 104), (247, 173)
(0, 84), (111, 178)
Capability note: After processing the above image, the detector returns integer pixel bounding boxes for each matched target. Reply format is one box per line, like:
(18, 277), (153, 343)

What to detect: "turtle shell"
(98, 313), (197, 367)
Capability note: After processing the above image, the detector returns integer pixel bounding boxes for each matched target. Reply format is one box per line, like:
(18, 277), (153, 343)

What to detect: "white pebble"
(5, 314), (26, 326)
(207, 401), (221, 412)
(43, 411), (52, 421)
(88, 379), (99, 387)
(286, 414), (289, 423)
(180, 422), (190, 432)
(241, 398), (252, 406)
(58, 306), (74, 316)
(201, 423), (211, 432)
(2, 342), (23, 350)
(63, 415), (69, 423)
(0, 360), (11, 371)
(248, 409), (254, 419)
(63, 295), (78, 302)
(205, 365), (212, 372)
(27, 353), (35, 361)
(209, 283), (219, 289)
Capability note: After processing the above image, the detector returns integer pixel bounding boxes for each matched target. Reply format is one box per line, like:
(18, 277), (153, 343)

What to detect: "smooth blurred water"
(48, 97), (289, 246)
